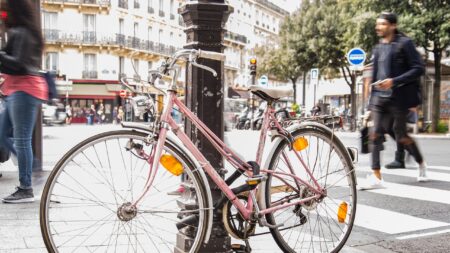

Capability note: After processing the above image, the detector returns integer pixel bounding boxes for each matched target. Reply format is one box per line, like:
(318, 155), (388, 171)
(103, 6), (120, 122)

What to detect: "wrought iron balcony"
(82, 31), (97, 44)
(255, 0), (289, 16)
(82, 70), (98, 79)
(43, 0), (111, 7)
(44, 29), (60, 42)
(224, 31), (247, 44)
(44, 30), (180, 57)
(116, 34), (126, 46)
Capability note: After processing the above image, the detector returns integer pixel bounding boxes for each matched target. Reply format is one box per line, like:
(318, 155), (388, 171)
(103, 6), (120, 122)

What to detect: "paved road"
(0, 125), (449, 252)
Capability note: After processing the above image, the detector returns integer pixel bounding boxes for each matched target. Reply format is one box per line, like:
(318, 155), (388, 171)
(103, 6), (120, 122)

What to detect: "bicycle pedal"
(246, 175), (266, 186)
(231, 244), (250, 253)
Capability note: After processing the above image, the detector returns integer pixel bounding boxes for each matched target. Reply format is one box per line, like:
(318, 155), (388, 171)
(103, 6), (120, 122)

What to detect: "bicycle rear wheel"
(265, 127), (356, 253)
(40, 130), (209, 253)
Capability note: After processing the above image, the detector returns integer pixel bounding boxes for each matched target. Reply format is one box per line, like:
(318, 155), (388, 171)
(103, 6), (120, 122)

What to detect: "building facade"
(39, 0), (291, 122)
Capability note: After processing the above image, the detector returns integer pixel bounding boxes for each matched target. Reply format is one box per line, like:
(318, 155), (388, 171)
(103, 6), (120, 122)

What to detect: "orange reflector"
(293, 137), (308, 151)
(160, 154), (183, 176)
(337, 202), (348, 223)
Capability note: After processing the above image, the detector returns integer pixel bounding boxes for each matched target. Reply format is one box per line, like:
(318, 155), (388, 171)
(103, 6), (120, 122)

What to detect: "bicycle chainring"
(222, 194), (256, 240)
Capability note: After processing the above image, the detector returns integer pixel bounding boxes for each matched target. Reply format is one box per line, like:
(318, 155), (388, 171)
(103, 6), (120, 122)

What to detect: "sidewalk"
(0, 126), (413, 252)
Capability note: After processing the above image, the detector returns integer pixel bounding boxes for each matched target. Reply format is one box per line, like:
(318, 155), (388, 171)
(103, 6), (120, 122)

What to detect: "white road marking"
(355, 204), (450, 234)
(396, 228), (450, 240)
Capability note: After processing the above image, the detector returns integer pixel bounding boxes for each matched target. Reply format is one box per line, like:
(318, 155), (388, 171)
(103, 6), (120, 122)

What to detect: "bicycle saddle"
(248, 85), (293, 101)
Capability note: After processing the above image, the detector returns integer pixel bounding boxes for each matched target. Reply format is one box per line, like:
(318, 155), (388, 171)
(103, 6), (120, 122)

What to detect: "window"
(170, 0), (175, 19)
(170, 32), (173, 44)
(133, 59), (140, 80)
(83, 14), (96, 43)
(119, 19), (124, 34)
(43, 12), (58, 41)
(43, 12), (58, 30)
(159, 0), (164, 12)
(84, 54), (97, 78)
(45, 52), (58, 72)
(119, 56), (125, 77)
(134, 22), (139, 37)
(148, 61), (153, 72)
(147, 26), (153, 41)
(158, 29), (163, 43)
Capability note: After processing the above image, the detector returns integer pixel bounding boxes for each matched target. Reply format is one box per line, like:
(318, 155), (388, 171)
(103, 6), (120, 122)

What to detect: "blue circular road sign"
(347, 48), (366, 66)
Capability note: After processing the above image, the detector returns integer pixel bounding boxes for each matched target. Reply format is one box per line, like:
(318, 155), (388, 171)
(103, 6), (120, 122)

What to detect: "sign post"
(346, 48), (366, 131)
(310, 68), (319, 106)
(259, 75), (268, 86)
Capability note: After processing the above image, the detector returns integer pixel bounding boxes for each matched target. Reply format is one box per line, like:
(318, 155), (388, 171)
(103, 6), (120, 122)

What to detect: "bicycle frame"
(133, 89), (326, 221)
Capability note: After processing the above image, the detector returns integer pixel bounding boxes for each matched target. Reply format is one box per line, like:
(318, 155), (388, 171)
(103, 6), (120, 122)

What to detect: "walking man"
(361, 12), (428, 190)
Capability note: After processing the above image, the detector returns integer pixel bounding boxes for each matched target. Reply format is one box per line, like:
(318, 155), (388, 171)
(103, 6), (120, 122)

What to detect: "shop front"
(60, 80), (122, 124)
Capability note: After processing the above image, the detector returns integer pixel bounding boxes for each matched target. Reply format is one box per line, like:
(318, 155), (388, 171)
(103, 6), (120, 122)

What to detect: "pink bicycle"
(40, 49), (357, 253)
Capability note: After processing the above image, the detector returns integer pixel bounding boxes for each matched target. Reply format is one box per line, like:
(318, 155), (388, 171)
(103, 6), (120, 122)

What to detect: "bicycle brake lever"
(191, 61), (218, 77)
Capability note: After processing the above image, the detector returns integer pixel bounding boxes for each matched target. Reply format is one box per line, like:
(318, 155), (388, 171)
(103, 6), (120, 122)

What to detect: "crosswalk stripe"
(357, 166), (450, 183)
(396, 228), (450, 240)
(355, 204), (450, 234)
(356, 176), (450, 205)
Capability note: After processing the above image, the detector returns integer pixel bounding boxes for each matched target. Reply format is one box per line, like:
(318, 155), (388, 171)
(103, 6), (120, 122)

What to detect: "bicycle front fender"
(121, 122), (214, 244)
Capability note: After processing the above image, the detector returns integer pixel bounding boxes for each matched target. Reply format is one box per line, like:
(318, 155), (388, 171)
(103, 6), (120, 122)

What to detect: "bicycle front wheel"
(40, 130), (210, 253)
(265, 127), (356, 253)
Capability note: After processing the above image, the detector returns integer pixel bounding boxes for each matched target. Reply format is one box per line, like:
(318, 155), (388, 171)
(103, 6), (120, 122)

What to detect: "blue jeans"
(0, 92), (41, 189)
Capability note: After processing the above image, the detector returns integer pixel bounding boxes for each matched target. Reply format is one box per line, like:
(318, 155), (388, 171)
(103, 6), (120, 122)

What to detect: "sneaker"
(2, 187), (35, 203)
(417, 163), (429, 182)
(358, 174), (385, 190)
(167, 185), (185, 196)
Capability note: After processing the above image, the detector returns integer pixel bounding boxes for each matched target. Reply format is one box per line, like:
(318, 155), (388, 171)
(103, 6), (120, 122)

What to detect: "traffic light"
(249, 58), (257, 76)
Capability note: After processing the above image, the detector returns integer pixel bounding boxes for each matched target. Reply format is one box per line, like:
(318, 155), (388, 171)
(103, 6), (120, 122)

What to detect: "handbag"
(360, 126), (370, 154)
(43, 71), (58, 101)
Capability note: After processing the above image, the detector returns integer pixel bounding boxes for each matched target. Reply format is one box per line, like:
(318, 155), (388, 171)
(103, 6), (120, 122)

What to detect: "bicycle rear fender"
(257, 122), (350, 210)
(121, 122), (214, 244)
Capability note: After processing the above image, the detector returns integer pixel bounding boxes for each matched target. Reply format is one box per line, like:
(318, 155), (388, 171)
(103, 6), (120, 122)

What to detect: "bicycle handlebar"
(197, 49), (226, 62)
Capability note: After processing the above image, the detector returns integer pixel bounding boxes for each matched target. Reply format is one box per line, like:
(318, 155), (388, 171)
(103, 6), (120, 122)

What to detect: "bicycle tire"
(40, 130), (210, 253)
(264, 127), (356, 253)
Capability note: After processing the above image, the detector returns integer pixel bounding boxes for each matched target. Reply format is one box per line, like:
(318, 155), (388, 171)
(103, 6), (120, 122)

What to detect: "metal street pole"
(179, 1), (233, 252)
(32, 0), (43, 172)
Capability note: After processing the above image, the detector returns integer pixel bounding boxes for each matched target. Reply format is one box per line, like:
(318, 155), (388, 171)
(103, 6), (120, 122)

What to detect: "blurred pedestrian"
(0, 0), (48, 203)
(65, 104), (72, 125)
(361, 12), (427, 190)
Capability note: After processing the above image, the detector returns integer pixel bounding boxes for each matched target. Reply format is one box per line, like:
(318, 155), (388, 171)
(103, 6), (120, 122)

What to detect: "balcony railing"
(44, 0), (111, 7)
(82, 31), (97, 44)
(255, 0), (289, 16)
(224, 31), (247, 44)
(44, 29), (60, 42)
(118, 0), (127, 9)
(44, 30), (180, 56)
(159, 10), (165, 17)
(148, 6), (154, 14)
(82, 70), (98, 79)
(116, 33), (126, 46)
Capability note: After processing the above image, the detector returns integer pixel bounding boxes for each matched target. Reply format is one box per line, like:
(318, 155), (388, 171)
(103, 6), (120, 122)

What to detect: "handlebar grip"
(198, 50), (226, 62)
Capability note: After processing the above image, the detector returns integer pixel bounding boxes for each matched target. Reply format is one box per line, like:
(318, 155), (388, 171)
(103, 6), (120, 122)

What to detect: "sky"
(271, 0), (301, 13)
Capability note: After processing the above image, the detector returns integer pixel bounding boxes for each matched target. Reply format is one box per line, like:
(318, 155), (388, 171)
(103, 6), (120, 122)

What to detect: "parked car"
(42, 102), (66, 125)
(130, 95), (155, 122)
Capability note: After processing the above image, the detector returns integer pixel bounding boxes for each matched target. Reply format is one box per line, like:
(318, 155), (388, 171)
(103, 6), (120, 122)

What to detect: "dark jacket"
(371, 33), (425, 109)
(0, 27), (42, 76)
